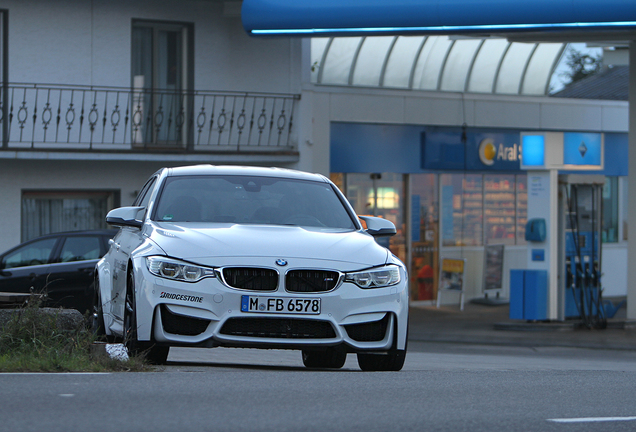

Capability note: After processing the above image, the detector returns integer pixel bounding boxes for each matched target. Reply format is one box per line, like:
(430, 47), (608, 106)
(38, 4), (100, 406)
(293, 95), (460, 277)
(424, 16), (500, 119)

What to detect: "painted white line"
(59, 394), (75, 397)
(0, 372), (110, 375)
(548, 416), (636, 423)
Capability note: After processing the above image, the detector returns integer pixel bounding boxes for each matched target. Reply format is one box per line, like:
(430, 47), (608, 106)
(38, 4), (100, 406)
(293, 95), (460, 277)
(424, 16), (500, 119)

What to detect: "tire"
(356, 350), (406, 372)
(357, 317), (407, 372)
(302, 347), (347, 369)
(124, 271), (169, 365)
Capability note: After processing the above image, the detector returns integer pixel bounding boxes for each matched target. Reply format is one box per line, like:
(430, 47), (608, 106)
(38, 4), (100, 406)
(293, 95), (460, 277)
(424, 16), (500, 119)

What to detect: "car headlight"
(345, 265), (401, 289)
(146, 256), (216, 283)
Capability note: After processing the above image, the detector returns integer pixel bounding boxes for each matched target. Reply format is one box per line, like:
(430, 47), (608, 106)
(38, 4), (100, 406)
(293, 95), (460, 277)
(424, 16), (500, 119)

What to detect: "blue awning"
(242, 0), (636, 36)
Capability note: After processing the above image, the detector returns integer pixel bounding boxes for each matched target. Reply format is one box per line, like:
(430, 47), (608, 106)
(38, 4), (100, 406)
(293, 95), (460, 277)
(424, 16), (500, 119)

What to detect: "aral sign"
(466, 132), (521, 171)
(478, 138), (520, 166)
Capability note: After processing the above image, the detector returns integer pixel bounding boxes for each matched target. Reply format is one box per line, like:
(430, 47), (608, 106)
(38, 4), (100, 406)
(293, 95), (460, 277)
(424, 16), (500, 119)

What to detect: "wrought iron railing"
(0, 83), (300, 152)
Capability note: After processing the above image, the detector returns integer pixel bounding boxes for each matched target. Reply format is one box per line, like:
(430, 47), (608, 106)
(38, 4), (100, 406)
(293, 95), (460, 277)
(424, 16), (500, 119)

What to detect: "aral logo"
(479, 138), (521, 166)
(478, 139), (497, 166)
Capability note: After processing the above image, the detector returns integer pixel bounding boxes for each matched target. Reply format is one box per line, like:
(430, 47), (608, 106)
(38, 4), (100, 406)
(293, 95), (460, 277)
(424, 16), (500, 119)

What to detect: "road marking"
(0, 372), (110, 375)
(548, 417), (636, 423)
(59, 394), (75, 397)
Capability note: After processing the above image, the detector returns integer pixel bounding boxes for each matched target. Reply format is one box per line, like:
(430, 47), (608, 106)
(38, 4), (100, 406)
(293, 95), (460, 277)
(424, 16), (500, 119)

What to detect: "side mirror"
(359, 216), (396, 237)
(106, 206), (145, 229)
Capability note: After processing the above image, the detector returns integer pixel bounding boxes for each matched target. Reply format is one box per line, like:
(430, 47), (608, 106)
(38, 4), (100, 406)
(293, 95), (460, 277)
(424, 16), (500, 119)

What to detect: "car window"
(134, 177), (157, 208)
(2, 237), (58, 269)
(152, 175), (357, 229)
(58, 236), (102, 263)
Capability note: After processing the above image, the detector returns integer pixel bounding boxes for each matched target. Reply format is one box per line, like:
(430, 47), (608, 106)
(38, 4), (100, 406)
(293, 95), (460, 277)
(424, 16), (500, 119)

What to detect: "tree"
(560, 48), (602, 86)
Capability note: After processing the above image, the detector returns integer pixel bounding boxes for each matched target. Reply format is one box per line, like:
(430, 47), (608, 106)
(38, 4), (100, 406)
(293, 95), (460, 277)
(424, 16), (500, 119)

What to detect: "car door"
(0, 236), (59, 298)
(110, 176), (157, 321)
(109, 227), (143, 320)
(44, 234), (105, 314)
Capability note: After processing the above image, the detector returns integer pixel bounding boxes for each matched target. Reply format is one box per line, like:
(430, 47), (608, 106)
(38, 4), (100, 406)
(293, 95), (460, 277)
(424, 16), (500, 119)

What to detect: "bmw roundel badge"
(276, 259), (288, 267)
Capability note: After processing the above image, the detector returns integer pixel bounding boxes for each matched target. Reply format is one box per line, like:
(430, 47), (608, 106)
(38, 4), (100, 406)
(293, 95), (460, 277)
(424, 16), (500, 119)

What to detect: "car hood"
(147, 222), (389, 268)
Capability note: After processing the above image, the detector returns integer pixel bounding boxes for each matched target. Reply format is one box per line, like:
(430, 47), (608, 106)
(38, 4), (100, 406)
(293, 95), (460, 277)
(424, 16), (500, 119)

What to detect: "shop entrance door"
(411, 174), (439, 301)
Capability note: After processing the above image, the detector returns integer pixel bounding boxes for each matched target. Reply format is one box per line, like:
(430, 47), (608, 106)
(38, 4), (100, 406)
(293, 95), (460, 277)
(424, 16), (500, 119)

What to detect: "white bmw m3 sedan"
(94, 165), (408, 370)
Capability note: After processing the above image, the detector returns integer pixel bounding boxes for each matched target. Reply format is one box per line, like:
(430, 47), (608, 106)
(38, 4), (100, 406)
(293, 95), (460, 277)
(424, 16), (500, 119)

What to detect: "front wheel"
(124, 271), (169, 365)
(302, 347), (347, 369)
(357, 317), (407, 371)
(356, 350), (406, 372)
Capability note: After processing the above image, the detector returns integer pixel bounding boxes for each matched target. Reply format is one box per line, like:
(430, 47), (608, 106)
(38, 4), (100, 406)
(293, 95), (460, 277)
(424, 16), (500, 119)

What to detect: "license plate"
(241, 295), (321, 315)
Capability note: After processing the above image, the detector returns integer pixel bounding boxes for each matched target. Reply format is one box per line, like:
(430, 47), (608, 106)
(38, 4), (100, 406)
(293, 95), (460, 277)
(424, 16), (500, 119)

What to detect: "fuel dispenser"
(515, 131), (605, 323)
(558, 175), (606, 328)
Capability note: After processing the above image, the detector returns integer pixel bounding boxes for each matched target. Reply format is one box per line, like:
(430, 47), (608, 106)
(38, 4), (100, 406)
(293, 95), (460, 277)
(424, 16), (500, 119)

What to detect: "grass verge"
(0, 298), (148, 372)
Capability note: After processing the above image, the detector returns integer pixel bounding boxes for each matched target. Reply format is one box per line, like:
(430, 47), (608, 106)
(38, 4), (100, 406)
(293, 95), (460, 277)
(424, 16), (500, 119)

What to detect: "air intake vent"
(344, 314), (390, 342)
(222, 267), (278, 291)
(286, 270), (340, 292)
(220, 317), (336, 339)
(160, 305), (211, 336)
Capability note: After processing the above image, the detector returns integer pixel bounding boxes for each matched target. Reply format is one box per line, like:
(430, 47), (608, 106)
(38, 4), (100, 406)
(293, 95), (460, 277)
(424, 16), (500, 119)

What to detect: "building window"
(131, 20), (193, 145)
(602, 176), (619, 243)
(441, 174), (483, 246)
(440, 173), (527, 247)
(484, 174), (516, 245)
(338, 173), (407, 264)
(21, 191), (119, 241)
(336, 172), (529, 250)
(411, 173), (439, 301)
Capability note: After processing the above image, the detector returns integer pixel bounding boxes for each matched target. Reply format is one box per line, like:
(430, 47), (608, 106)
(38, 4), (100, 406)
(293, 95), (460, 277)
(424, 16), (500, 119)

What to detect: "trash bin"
(509, 269), (548, 321)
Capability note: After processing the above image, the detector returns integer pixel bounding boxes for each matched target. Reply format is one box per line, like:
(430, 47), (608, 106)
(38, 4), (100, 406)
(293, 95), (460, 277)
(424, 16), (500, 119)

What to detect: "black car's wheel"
(302, 347), (347, 369)
(124, 271), (169, 365)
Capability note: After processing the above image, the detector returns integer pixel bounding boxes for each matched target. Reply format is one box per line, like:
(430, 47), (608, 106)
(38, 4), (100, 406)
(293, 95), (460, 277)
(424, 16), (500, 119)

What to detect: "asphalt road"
(2, 342), (636, 432)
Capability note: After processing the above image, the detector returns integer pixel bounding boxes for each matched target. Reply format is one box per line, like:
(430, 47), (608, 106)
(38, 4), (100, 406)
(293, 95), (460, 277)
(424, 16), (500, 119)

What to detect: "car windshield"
(152, 175), (357, 229)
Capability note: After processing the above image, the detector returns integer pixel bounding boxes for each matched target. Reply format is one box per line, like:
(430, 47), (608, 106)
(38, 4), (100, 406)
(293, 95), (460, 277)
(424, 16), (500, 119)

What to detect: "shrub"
(0, 297), (147, 372)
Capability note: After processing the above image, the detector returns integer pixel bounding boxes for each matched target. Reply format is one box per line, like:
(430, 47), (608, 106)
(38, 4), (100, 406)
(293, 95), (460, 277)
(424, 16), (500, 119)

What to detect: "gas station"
(241, 0), (636, 322)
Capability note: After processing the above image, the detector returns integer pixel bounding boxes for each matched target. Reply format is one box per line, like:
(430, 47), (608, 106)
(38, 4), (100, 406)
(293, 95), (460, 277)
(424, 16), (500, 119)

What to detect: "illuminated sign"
(478, 138), (520, 166)
(521, 135), (545, 167)
(563, 133), (602, 167)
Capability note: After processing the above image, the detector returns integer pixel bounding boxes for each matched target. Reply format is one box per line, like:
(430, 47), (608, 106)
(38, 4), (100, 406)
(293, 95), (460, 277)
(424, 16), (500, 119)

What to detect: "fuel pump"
(558, 175), (606, 329)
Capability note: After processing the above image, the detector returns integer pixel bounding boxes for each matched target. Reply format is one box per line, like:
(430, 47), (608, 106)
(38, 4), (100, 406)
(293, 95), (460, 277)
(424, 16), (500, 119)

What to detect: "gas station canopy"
(242, 0), (636, 39)
(311, 36), (566, 96)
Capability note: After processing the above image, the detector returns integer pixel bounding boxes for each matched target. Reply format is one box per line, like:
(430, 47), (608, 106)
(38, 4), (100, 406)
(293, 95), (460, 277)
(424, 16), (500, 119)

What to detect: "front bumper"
(132, 259), (409, 352)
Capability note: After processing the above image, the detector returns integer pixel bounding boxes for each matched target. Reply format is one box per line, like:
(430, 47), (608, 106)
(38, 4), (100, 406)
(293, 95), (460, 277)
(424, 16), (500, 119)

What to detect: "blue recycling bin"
(510, 269), (548, 321)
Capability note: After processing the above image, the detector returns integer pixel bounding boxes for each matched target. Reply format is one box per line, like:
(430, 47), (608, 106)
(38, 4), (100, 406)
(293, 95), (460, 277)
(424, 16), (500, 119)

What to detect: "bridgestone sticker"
(159, 292), (203, 303)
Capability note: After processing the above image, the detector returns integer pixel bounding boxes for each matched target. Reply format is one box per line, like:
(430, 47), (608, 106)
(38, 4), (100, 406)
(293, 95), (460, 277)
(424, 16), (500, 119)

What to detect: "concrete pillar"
(627, 42), (636, 319)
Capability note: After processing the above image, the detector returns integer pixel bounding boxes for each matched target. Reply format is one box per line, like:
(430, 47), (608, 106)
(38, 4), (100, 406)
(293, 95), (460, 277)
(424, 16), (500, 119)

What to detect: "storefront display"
(411, 174), (438, 301)
(330, 123), (627, 302)
(484, 174), (516, 245)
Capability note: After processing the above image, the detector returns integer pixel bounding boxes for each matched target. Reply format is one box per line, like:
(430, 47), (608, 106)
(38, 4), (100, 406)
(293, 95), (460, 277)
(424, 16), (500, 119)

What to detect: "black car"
(0, 230), (118, 313)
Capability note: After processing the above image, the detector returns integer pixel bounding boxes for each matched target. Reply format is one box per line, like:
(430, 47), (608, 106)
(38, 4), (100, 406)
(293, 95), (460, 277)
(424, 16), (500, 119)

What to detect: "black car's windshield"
(152, 175), (356, 229)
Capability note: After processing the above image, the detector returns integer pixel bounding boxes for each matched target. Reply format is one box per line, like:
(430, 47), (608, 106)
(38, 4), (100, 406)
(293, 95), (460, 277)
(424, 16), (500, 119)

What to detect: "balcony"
(0, 83), (300, 163)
